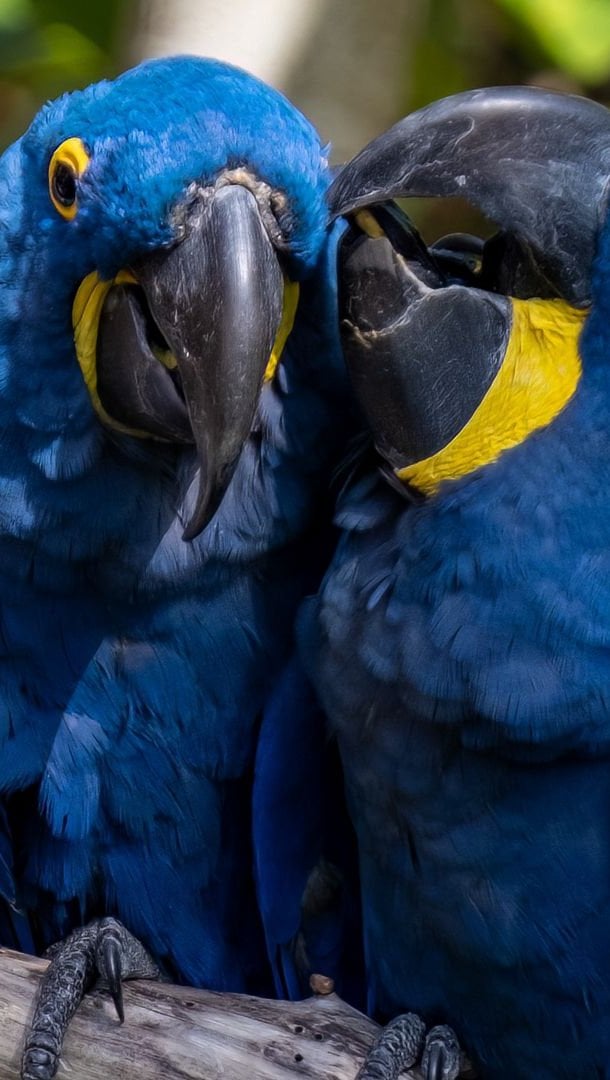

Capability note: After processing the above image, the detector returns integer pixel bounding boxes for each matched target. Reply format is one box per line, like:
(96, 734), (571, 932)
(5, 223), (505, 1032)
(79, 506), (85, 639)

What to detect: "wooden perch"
(0, 946), (422, 1079)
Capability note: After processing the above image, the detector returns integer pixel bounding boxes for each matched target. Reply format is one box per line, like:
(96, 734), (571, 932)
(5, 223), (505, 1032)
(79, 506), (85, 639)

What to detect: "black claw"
(21, 918), (159, 1080)
(102, 932), (125, 1023)
(425, 1042), (446, 1080)
(421, 1025), (462, 1080)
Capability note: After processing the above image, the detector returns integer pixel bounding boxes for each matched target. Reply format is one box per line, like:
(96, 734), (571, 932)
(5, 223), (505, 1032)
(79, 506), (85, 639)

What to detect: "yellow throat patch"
(72, 269), (150, 438)
(264, 279), (300, 382)
(72, 270), (299, 436)
(397, 297), (588, 494)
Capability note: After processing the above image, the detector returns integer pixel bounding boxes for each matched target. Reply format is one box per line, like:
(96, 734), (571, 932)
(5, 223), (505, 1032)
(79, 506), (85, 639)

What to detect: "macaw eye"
(48, 138), (90, 220)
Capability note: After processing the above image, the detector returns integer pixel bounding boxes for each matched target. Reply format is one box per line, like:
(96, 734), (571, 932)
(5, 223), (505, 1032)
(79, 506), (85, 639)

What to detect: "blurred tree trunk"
(125, 0), (426, 161)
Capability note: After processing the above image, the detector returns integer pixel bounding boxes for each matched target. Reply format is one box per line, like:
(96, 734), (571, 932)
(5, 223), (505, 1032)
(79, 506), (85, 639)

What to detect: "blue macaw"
(0, 54), (357, 1077)
(301, 86), (610, 1080)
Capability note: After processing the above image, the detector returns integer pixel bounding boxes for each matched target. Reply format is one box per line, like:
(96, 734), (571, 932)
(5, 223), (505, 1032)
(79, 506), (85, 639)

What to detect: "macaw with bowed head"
(301, 87), (610, 1079)
(0, 55), (356, 1079)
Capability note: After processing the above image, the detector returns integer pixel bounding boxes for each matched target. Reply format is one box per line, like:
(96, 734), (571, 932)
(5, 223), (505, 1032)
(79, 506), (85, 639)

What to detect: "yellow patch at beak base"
(264, 280), (300, 382)
(72, 269), (155, 438)
(397, 297), (587, 494)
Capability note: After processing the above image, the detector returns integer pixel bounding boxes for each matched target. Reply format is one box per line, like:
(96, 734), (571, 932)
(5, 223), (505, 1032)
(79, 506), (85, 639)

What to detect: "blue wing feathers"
(254, 654), (363, 1003)
(303, 355), (610, 1075)
(0, 58), (356, 1002)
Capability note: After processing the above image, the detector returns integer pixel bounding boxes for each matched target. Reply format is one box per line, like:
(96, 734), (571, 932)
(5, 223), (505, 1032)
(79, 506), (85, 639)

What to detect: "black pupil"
(53, 163), (77, 207)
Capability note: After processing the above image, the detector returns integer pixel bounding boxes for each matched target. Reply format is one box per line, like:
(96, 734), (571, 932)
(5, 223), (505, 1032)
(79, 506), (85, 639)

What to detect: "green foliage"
(0, 0), (122, 146)
(1, 0), (610, 157)
(399, 0), (610, 237)
(497, 0), (610, 84)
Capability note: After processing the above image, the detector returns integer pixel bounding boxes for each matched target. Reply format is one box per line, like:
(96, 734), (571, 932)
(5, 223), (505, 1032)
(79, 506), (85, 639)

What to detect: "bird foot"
(21, 917), (159, 1080)
(421, 1025), (464, 1079)
(357, 1013), (467, 1080)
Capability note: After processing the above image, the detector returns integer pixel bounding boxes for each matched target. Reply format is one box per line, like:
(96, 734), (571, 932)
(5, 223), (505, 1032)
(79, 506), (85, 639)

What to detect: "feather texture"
(302, 260), (610, 1076)
(0, 56), (355, 996)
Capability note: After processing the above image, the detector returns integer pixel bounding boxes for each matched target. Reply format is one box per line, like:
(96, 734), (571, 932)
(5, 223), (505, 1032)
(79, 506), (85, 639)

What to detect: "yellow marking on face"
(153, 345), (178, 370)
(48, 138), (90, 220)
(354, 209), (386, 239)
(397, 297), (587, 494)
(264, 280), (300, 382)
(72, 269), (156, 438)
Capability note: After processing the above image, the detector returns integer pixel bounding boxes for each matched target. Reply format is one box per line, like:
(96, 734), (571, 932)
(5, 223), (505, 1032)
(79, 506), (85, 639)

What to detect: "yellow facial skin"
(350, 207), (586, 494)
(398, 298), (587, 495)
(72, 269), (152, 438)
(264, 280), (300, 382)
(48, 138), (90, 220)
(58, 131), (298, 432)
(72, 270), (299, 437)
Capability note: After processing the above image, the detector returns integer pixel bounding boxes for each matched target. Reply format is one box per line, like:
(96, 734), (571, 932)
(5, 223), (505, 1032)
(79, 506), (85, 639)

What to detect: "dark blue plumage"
(0, 56), (353, 995)
(253, 653), (363, 1004)
(303, 121), (610, 1080)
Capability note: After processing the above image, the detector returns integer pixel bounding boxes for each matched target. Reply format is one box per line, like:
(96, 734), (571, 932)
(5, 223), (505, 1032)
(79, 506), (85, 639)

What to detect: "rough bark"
(0, 947), (414, 1079)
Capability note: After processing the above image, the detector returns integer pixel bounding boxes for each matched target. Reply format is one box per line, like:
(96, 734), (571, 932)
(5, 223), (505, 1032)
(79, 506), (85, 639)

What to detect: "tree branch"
(0, 946), (401, 1079)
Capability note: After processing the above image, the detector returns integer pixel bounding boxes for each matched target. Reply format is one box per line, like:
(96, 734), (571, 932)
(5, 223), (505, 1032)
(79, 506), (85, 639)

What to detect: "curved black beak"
(328, 86), (610, 304)
(97, 185), (284, 538)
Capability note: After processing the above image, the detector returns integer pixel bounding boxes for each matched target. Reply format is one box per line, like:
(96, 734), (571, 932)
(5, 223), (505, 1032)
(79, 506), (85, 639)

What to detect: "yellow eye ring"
(48, 138), (90, 220)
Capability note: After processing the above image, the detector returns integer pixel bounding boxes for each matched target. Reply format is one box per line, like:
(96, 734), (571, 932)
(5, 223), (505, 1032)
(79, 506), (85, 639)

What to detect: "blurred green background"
(1, 0), (610, 235)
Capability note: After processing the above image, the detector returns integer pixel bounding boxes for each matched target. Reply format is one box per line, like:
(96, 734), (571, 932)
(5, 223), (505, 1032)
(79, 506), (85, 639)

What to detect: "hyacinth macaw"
(0, 54), (356, 1079)
(301, 87), (610, 1080)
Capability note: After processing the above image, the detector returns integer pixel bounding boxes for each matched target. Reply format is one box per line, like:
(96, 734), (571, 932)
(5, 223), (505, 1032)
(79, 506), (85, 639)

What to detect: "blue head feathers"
(0, 55), (337, 541)
(22, 55), (329, 279)
(0, 57), (353, 1000)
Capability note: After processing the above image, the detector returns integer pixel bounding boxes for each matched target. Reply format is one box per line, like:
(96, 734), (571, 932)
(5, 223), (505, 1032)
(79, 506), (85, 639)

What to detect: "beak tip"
(181, 470), (229, 542)
(181, 503), (212, 542)
(181, 522), (201, 542)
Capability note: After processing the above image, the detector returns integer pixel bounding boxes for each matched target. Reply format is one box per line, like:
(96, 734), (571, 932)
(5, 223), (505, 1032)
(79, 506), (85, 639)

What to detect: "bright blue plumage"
(303, 91), (610, 1079)
(0, 55), (353, 996)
